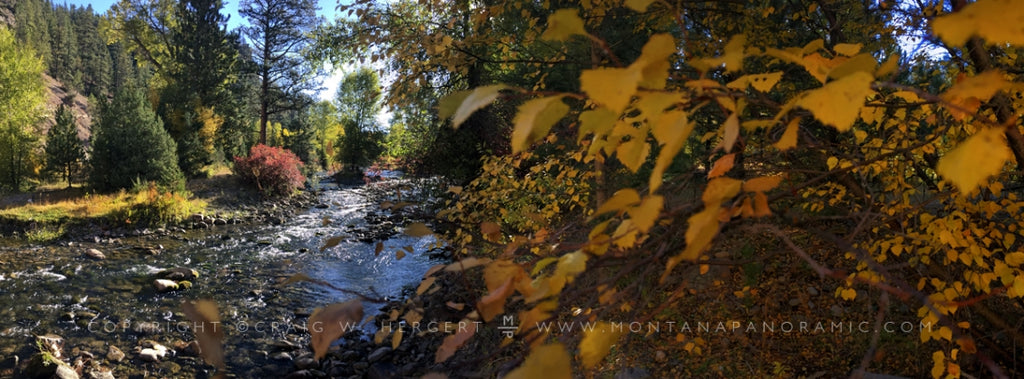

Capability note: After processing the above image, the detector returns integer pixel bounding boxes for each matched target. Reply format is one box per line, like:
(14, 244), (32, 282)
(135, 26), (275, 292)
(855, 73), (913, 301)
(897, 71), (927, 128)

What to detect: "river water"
(0, 182), (441, 377)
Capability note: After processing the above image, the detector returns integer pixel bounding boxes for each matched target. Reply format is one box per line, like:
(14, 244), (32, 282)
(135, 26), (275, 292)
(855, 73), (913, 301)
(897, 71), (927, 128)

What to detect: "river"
(0, 181), (441, 377)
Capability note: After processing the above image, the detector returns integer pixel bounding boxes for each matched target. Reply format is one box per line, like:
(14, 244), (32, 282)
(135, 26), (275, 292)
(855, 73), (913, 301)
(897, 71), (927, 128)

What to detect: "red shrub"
(234, 144), (306, 197)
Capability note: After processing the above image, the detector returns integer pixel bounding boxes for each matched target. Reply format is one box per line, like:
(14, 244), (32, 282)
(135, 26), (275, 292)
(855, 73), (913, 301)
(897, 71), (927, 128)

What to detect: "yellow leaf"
(828, 53), (877, 80)
(940, 71), (1011, 120)
(404, 222), (433, 237)
(448, 186), (463, 194)
(629, 195), (663, 233)
(444, 257), (492, 272)
(549, 251), (588, 294)
(616, 138), (651, 172)
(743, 175), (783, 192)
(931, 351), (945, 379)
(936, 127), (1011, 194)
(876, 53), (900, 78)
(721, 112), (740, 152)
(663, 205), (721, 279)
(579, 322), (624, 369)
(702, 177), (743, 205)
(596, 188), (641, 215)
(392, 326), (404, 349)
(309, 299), (364, 360)
(505, 343), (572, 379)
(698, 34), (746, 73)
(416, 276), (437, 295)
(512, 96), (570, 154)
(797, 71), (874, 132)
(833, 43), (862, 56)
(726, 72), (783, 92)
(541, 9), (587, 41)
(708, 153), (736, 178)
(932, 0), (1024, 46)
(451, 85), (508, 128)
(624, 0), (655, 12)
(752, 192), (771, 217)
(438, 90), (471, 121)
(181, 300), (225, 370)
(478, 276), (515, 321)
(631, 34), (677, 89)
(578, 107), (618, 140)
(840, 288), (857, 300)
(1006, 252), (1024, 266)
(774, 117), (800, 151)
(580, 67), (642, 114)
(827, 157), (839, 170)
(650, 111), (692, 191)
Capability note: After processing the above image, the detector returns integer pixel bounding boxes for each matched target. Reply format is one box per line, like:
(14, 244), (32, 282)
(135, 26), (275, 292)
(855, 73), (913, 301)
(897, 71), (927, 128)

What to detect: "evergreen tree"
(13, 0), (51, 65)
(0, 26), (47, 192)
(90, 87), (183, 192)
(45, 102), (84, 188)
(49, 5), (81, 90)
(72, 5), (112, 97)
(240, 0), (320, 145)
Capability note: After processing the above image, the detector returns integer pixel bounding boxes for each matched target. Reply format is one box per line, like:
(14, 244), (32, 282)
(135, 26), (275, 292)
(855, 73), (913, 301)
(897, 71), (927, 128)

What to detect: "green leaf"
(511, 96), (569, 153)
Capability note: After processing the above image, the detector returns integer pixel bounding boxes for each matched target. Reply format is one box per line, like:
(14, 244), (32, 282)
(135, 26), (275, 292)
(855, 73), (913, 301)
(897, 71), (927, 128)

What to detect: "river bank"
(0, 175), (456, 378)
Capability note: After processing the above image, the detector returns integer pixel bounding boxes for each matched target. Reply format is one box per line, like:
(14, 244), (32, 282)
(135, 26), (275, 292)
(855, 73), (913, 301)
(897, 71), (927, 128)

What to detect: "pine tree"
(72, 5), (112, 97)
(45, 102), (84, 188)
(90, 87), (183, 192)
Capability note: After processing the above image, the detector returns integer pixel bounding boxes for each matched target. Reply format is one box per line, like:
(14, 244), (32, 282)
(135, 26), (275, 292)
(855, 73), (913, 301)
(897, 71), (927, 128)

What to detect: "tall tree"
(0, 26), (47, 192)
(45, 102), (84, 188)
(162, 0), (238, 176)
(239, 0), (320, 145)
(49, 5), (81, 90)
(72, 5), (113, 97)
(333, 67), (384, 174)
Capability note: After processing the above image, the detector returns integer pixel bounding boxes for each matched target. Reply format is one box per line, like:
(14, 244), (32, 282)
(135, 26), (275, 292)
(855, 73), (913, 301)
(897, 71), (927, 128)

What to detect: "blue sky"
(61, 0), (348, 100)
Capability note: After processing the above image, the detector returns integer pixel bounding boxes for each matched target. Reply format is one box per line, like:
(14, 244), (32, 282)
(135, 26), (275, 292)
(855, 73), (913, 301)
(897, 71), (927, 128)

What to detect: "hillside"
(40, 72), (93, 143)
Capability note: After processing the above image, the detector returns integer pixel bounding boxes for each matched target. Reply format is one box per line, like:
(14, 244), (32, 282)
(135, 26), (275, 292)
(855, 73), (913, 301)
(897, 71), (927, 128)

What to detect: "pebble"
(807, 286), (819, 296)
(654, 350), (667, 363)
(55, 364), (79, 379)
(271, 352), (293, 361)
(153, 279), (179, 292)
(106, 345), (125, 362)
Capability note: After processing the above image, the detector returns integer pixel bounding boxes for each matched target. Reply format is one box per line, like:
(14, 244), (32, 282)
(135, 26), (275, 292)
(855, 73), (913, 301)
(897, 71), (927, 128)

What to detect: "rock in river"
(156, 267), (199, 280)
(153, 279), (180, 292)
(84, 248), (105, 260)
(106, 345), (125, 363)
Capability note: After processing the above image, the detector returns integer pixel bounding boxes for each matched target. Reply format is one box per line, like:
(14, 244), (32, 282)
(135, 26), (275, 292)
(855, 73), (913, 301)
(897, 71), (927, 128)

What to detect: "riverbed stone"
(138, 348), (165, 362)
(106, 345), (125, 362)
(85, 368), (115, 379)
(25, 352), (65, 378)
(153, 279), (179, 292)
(84, 249), (105, 260)
(35, 334), (64, 356)
(367, 346), (391, 363)
(54, 364), (79, 379)
(157, 268), (199, 280)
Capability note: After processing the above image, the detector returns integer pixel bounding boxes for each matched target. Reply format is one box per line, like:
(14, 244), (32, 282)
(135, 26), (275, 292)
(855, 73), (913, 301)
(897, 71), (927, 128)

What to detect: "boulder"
(153, 279), (179, 292)
(156, 268), (199, 280)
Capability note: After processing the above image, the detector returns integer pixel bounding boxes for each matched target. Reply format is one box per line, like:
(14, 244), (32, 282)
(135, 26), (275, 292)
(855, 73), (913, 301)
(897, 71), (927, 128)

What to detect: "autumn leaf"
(797, 71), (874, 132)
(936, 127), (1011, 194)
(624, 0), (655, 12)
(505, 343), (572, 379)
(404, 222), (433, 237)
(444, 257), (493, 272)
(744, 175), (784, 193)
(616, 138), (651, 172)
(931, 0), (1024, 46)
(650, 111), (692, 191)
(579, 322), (625, 369)
(434, 320), (476, 362)
(478, 276), (515, 321)
(774, 117), (800, 150)
(595, 189), (641, 215)
(721, 113), (740, 152)
(726, 72), (783, 92)
(631, 34), (677, 89)
(578, 107), (618, 141)
(833, 43), (862, 56)
(708, 153), (736, 178)
(181, 300), (225, 371)
(580, 67), (642, 114)
(450, 85), (509, 128)
(512, 96), (569, 154)
(629, 195), (663, 233)
(541, 9), (587, 41)
(309, 299), (364, 360)
(940, 71), (1010, 120)
(548, 251), (588, 294)
(320, 235), (344, 252)
(416, 276), (436, 295)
